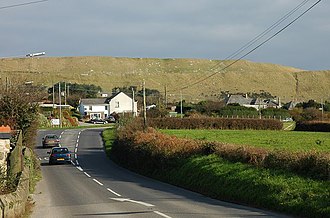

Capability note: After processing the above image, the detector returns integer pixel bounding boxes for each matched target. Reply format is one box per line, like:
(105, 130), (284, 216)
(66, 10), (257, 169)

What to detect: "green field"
(161, 129), (330, 152)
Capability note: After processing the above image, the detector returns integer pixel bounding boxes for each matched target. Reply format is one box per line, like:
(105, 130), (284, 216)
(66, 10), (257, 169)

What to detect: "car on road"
(106, 115), (116, 123)
(48, 147), (71, 165)
(42, 134), (60, 148)
(87, 118), (108, 124)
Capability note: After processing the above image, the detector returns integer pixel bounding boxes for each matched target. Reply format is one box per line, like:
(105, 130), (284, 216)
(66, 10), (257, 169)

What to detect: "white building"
(78, 92), (138, 119)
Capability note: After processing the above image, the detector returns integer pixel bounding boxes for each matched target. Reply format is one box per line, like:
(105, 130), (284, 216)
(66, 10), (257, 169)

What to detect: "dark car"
(106, 116), (116, 123)
(88, 118), (108, 124)
(42, 134), (60, 148)
(48, 147), (71, 165)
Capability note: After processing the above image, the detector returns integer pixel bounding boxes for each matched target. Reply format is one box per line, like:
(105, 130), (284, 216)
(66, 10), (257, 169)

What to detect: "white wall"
(109, 92), (137, 114)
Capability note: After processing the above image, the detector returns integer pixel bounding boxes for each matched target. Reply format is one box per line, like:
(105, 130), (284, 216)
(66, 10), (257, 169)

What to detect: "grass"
(102, 128), (330, 218)
(102, 127), (117, 156)
(1, 56), (329, 103)
(158, 154), (330, 218)
(160, 129), (330, 152)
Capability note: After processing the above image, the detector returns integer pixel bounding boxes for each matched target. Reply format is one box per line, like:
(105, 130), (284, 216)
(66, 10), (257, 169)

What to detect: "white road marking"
(93, 179), (103, 186)
(284, 123), (294, 130)
(110, 198), (154, 207)
(107, 188), (121, 197)
(76, 166), (83, 172)
(74, 154), (77, 159)
(84, 172), (91, 178)
(76, 160), (79, 165)
(75, 148), (78, 153)
(154, 211), (172, 218)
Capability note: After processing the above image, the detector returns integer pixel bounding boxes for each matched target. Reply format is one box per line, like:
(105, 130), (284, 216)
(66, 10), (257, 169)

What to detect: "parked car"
(106, 116), (116, 123)
(42, 134), (60, 148)
(87, 118), (108, 124)
(48, 147), (71, 165)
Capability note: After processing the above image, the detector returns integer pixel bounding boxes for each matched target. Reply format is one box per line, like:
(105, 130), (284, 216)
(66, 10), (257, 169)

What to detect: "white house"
(78, 92), (138, 119)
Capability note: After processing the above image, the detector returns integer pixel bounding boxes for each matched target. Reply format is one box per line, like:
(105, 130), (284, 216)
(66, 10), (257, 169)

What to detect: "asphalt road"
(31, 128), (290, 218)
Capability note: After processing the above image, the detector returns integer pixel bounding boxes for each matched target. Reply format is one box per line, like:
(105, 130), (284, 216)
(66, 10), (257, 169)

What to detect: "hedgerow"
(147, 117), (282, 130)
(112, 121), (330, 180)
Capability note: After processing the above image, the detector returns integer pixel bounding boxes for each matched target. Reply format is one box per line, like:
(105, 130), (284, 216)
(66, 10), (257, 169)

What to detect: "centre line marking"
(84, 172), (91, 178)
(107, 188), (121, 197)
(110, 198), (154, 207)
(154, 211), (172, 218)
(93, 179), (103, 186)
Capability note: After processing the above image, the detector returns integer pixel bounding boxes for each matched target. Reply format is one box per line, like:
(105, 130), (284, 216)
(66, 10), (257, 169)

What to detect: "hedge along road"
(32, 128), (291, 218)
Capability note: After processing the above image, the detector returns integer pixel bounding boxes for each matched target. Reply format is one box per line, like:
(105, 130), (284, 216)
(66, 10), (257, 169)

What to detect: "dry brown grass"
(0, 56), (329, 102)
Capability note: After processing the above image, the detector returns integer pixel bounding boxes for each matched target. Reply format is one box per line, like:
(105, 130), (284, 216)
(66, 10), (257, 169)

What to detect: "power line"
(183, 0), (313, 90)
(174, 0), (321, 92)
(0, 0), (48, 10)
(225, 0), (311, 61)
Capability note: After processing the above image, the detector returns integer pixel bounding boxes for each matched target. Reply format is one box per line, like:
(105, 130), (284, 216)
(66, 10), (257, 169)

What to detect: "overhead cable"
(176, 0), (321, 92)
(0, 0), (48, 10)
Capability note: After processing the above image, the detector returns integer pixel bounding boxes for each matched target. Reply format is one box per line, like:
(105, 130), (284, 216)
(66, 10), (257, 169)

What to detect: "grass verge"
(103, 128), (330, 217)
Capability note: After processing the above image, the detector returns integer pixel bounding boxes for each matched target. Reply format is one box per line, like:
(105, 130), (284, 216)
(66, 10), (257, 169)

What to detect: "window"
(115, 101), (120, 108)
(105, 106), (108, 110)
(89, 106), (92, 110)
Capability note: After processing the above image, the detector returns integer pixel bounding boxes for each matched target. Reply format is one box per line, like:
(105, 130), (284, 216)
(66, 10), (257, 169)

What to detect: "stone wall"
(0, 149), (31, 218)
(0, 125), (11, 176)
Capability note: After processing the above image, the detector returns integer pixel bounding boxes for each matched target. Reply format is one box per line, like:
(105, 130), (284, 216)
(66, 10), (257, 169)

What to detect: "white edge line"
(93, 179), (103, 186)
(107, 188), (121, 197)
(76, 166), (83, 172)
(154, 211), (172, 218)
(84, 172), (91, 178)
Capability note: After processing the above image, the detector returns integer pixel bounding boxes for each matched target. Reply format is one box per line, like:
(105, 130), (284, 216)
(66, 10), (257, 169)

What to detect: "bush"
(147, 117), (282, 130)
(295, 121), (330, 132)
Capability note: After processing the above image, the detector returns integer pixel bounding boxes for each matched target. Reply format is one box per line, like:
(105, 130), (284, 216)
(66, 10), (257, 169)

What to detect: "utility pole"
(64, 82), (67, 105)
(180, 90), (183, 118)
(132, 88), (135, 117)
(321, 98), (324, 121)
(59, 82), (62, 128)
(164, 84), (167, 108)
(52, 82), (55, 115)
(143, 80), (147, 129)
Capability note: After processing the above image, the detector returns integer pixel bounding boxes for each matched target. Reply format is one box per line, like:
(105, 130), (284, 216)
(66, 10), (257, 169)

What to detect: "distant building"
(225, 94), (281, 110)
(78, 92), (138, 119)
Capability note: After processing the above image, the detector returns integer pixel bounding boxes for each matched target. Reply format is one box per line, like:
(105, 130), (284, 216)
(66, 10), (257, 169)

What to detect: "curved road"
(32, 128), (290, 218)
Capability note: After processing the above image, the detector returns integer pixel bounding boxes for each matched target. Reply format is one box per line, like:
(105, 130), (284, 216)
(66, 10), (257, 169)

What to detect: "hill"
(0, 56), (329, 103)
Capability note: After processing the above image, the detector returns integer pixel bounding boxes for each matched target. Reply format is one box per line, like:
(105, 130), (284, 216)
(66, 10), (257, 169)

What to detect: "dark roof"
(80, 98), (107, 105)
(226, 95), (253, 105)
(0, 133), (11, 139)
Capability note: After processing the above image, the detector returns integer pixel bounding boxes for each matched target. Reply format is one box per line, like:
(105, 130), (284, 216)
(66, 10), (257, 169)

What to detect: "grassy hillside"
(0, 56), (329, 102)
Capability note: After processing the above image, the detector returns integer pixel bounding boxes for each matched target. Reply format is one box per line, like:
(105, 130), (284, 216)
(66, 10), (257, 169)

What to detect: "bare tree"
(0, 78), (46, 147)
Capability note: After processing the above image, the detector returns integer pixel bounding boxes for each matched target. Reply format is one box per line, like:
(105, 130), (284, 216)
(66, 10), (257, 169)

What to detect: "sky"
(0, 0), (329, 70)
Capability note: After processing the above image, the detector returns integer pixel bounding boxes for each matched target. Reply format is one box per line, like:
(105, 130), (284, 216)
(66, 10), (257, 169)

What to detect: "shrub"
(295, 121), (330, 132)
(147, 117), (282, 130)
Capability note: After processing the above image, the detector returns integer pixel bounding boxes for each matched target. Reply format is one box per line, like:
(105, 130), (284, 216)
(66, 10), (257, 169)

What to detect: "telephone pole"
(132, 88), (135, 117)
(143, 80), (147, 129)
(59, 82), (62, 128)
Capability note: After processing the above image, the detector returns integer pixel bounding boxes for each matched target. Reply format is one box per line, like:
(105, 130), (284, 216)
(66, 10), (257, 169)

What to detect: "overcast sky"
(0, 0), (329, 70)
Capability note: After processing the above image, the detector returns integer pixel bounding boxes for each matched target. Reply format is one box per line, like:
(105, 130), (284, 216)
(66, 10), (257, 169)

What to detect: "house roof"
(226, 95), (253, 105)
(80, 92), (134, 106)
(80, 98), (107, 105)
(105, 92), (132, 103)
(0, 133), (11, 139)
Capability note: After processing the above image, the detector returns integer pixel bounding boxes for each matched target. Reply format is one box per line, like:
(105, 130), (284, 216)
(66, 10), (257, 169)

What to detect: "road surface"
(31, 128), (290, 218)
